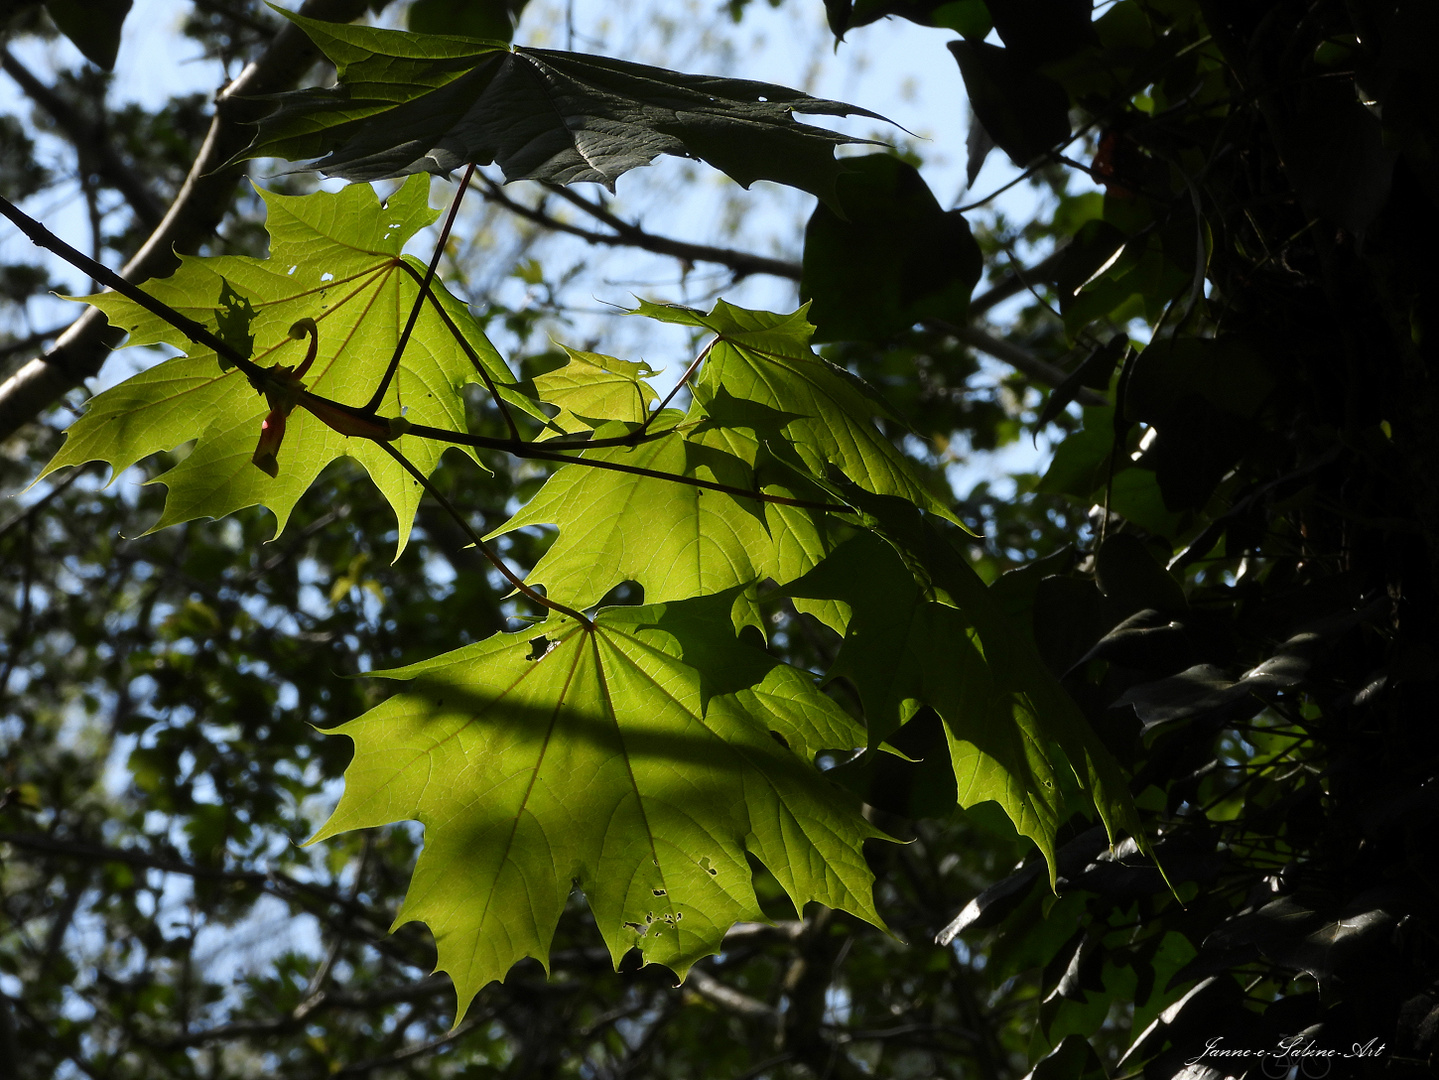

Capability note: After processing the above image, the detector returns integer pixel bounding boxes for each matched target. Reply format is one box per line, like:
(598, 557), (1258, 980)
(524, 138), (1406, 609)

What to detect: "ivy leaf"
(312, 594), (883, 1018)
(632, 300), (958, 523)
(532, 345), (658, 436)
(242, 13), (889, 204)
(489, 404), (840, 615)
(39, 176), (524, 553)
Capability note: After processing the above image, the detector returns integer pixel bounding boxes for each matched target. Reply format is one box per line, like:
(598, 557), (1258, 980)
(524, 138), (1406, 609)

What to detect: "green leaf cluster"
(27, 2), (1161, 1036)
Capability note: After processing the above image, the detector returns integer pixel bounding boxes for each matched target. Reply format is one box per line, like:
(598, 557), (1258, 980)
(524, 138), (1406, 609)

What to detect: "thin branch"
(331, 1017), (482, 1078)
(491, 176), (1107, 404)
(0, 325), (65, 363)
(0, 461), (90, 543)
(0, 830), (392, 936)
(686, 967), (778, 1022)
(478, 175), (804, 281)
(968, 245), (1071, 318)
(0, 191), (265, 380)
(150, 976), (454, 1051)
(955, 125), (1095, 214)
(935, 320), (1108, 406)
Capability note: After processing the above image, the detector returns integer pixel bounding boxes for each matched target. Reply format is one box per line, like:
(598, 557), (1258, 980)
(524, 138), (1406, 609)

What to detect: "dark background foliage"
(2, 0), (1437, 1077)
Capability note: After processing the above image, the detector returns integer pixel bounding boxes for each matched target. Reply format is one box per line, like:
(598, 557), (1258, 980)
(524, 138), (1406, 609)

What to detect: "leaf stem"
(640, 338), (713, 435)
(391, 259), (520, 440)
(374, 440), (594, 629)
(363, 165), (479, 416)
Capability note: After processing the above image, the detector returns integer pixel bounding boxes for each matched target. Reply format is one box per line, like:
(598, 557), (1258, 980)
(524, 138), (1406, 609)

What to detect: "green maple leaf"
(532, 345), (657, 436)
(791, 532), (1068, 870)
(796, 496), (1150, 886)
(241, 13), (888, 204)
(39, 176), (525, 552)
(312, 594), (883, 1018)
(634, 299), (958, 523)
(488, 401), (841, 620)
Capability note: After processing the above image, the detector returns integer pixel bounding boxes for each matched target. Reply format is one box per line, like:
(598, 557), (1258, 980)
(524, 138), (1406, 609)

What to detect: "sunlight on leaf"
(39, 176), (525, 553)
(312, 595), (883, 1018)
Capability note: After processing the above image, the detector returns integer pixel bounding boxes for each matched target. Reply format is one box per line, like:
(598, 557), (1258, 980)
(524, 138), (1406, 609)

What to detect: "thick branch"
(0, 0), (371, 442)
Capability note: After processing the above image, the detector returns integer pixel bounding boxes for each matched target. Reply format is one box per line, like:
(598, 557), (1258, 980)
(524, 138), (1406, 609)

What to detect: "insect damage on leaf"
(311, 596), (885, 1020)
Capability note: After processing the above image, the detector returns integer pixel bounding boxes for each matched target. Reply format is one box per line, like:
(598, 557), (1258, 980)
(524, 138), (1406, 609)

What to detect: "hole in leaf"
(652, 888), (666, 897)
(617, 947), (644, 973)
(526, 636), (551, 661)
(320, 272), (334, 282)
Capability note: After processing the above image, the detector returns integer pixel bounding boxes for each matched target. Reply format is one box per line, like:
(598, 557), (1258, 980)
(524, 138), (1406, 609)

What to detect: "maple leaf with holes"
(312, 593), (884, 1018)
